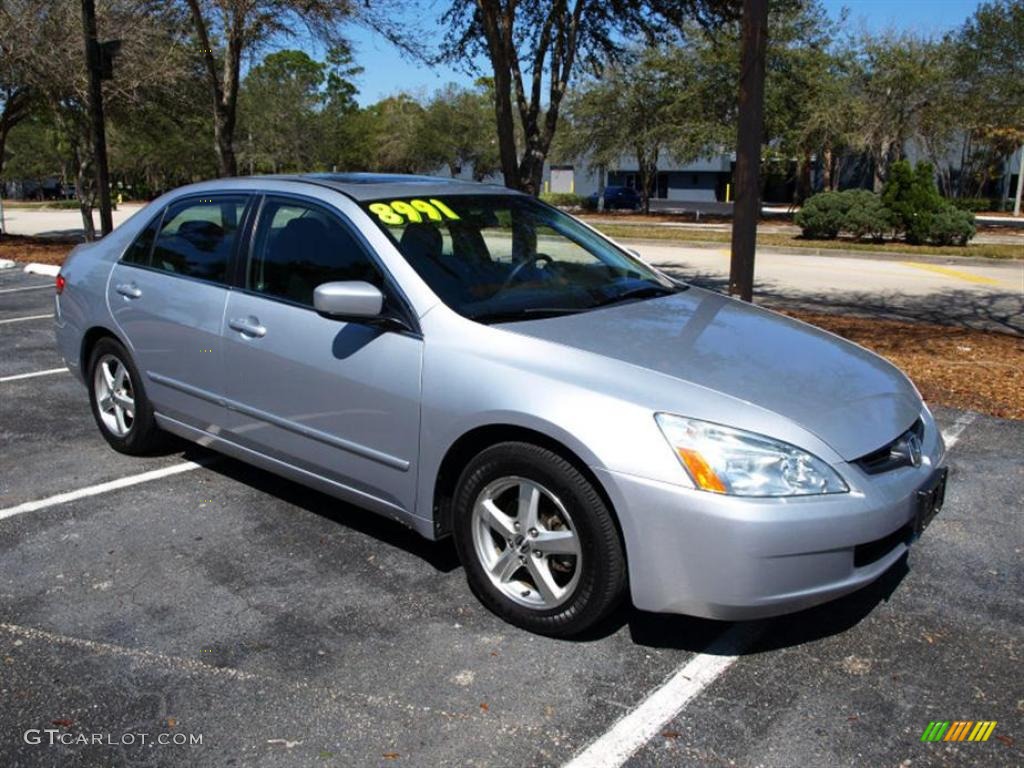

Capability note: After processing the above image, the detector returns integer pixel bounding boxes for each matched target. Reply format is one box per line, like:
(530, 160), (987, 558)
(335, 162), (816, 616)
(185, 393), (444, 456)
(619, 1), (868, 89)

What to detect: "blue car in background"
(587, 185), (642, 211)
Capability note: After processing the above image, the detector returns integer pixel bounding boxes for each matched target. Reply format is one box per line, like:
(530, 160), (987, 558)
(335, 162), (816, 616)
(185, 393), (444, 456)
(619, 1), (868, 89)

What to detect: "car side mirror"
(313, 281), (383, 319)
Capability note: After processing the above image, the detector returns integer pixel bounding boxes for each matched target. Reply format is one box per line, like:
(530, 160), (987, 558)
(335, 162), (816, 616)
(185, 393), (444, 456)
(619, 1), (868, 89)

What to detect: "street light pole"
(81, 0), (113, 237)
(728, 0), (769, 302)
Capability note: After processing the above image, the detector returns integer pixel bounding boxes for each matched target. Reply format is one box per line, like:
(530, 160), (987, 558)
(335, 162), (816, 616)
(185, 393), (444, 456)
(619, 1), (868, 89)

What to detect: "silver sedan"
(54, 174), (947, 636)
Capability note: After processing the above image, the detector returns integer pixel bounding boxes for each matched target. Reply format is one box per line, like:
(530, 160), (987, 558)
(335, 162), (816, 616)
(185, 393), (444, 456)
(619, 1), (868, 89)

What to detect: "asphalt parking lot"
(1, 267), (1021, 767)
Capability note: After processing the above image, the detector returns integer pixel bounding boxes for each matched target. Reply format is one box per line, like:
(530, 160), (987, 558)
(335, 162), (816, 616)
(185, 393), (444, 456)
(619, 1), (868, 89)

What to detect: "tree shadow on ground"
(656, 264), (1024, 335)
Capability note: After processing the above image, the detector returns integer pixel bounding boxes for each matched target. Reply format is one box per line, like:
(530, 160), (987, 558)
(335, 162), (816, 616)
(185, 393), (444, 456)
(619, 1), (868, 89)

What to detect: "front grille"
(854, 522), (913, 567)
(855, 419), (924, 475)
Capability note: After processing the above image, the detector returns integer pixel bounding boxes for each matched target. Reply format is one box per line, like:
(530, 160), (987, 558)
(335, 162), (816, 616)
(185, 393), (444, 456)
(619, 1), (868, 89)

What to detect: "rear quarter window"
(120, 213), (161, 266)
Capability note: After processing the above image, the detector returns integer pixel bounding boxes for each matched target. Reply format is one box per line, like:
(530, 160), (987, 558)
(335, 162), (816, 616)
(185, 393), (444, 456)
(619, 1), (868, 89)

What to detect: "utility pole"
(81, 0), (114, 236)
(728, 0), (769, 302)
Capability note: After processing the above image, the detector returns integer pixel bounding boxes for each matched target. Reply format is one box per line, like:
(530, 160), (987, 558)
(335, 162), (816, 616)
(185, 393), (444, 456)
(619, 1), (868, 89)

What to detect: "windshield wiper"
(469, 307), (590, 324)
(595, 283), (682, 308)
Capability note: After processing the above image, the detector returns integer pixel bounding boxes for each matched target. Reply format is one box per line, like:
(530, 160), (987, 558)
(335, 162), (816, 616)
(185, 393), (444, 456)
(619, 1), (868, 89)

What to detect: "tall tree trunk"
(796, 151), (812, 204)
(517, 140), (546, 195)
(187, 0), (240, 177)
(76, 156), (96, 241)
(822, 143), (833, 192)
(636, 144), (657, 215)
(1014, 144), (1023, 217)
(478, 2), (522, 191)
(213, 104), (237, 177)
(728, 0), (768, 303)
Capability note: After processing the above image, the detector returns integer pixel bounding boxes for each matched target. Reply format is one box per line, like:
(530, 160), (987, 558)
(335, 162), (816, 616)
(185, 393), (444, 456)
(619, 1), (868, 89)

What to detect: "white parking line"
(0, 283), (52, 294)
(941, 412), (977, 449)
(565, 412), (978, 768)
(563, 625), (758, 768)
(0, 367), (67, 382)
(0, 460), (207, 521)
(0, 313), (51, 324)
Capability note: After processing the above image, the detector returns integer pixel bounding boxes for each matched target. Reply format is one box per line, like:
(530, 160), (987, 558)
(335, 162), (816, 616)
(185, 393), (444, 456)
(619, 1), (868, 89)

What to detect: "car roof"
(274, 172), (515, 202)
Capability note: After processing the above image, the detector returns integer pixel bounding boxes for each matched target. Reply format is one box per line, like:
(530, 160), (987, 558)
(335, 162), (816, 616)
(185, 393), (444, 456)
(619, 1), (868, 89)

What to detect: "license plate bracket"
(913, 467), (948, 539)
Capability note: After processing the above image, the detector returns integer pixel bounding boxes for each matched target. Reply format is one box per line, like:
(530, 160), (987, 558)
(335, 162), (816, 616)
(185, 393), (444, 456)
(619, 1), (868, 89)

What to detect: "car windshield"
(361, 194), (679, 323)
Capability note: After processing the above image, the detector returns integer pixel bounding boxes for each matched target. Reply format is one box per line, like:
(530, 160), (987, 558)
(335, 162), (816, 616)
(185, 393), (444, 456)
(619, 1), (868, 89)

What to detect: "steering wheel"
(499, 254), (555, 291)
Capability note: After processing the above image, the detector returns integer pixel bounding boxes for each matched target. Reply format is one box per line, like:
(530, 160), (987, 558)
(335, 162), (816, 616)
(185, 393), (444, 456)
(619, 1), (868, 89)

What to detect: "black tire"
(452, 441), (626, 637)
(87, 336), (165, 455)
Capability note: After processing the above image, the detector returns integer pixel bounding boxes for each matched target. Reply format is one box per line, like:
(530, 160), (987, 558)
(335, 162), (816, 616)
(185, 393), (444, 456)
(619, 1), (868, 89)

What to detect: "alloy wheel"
(470, 476), (582, 609)
(94, 353), (136, 437)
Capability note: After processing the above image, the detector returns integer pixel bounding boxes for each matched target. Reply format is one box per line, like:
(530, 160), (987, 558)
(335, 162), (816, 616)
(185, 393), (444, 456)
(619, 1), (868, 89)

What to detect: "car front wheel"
(452, 442), (626, 637)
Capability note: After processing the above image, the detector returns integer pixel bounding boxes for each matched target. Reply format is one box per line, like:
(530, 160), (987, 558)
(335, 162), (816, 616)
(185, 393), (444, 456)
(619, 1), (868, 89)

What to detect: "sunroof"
(302, 173), (459, 185)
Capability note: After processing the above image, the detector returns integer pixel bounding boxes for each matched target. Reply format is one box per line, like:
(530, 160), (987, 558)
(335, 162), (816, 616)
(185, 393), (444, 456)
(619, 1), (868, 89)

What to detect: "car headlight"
(654, 414), (849, 497)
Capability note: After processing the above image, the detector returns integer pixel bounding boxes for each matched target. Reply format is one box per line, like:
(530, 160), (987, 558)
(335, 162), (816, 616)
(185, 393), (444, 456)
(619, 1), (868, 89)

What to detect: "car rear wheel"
(452, 442), (626, 637)
(88, 337), (165, 455)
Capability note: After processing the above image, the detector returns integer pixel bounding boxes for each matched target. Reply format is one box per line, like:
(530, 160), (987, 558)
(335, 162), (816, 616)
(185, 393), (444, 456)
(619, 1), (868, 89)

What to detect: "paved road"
(1, 269), (1021, 767)
(631, 242), (1024, 335)
(0, 204), (145, 239)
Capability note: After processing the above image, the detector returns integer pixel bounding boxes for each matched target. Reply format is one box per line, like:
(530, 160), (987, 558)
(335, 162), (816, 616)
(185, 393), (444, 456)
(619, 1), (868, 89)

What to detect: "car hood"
(497, 288), (921, 460)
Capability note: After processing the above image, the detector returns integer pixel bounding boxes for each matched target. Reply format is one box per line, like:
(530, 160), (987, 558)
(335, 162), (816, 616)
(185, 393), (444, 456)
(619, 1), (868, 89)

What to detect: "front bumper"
(595, 442), (946, 620)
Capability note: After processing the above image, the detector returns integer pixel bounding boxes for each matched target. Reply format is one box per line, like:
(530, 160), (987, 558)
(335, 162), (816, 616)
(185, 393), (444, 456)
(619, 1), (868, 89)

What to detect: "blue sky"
(340, 0), (985, 106)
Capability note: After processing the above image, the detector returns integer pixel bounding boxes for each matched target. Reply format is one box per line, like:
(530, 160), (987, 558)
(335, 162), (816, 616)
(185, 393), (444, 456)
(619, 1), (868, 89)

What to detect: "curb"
(23, 263), (60, 277)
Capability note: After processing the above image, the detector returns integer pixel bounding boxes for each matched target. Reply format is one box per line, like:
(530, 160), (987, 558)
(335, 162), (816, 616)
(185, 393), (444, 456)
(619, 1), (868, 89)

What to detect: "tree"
(182, 0), (355, 177)
(415, 82), (500, 180)
(436, 0), (736, 195)
(956, 0), (1024, 214)
(853, 33), (956, 191)
(0, 0), (189, 238)
(238, 50), (327, 173)
(561, 47), (714, 212)
(364, 94), (427, 173)
(0, 37), (33, 183)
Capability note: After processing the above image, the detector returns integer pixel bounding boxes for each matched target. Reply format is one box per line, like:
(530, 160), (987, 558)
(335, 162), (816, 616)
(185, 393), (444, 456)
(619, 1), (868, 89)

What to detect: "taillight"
(55, 274), (66, 294)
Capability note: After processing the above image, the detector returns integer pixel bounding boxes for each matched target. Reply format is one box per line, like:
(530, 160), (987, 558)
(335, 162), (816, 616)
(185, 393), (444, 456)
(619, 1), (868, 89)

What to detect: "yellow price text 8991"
(369, 199), (460, 226)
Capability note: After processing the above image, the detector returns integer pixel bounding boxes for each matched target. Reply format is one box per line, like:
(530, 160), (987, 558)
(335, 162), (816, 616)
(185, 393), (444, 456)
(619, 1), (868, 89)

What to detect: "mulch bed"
(788, 311), (1024, 421)
(3, 236), (1020, 420)
(0, 234), (76, 266)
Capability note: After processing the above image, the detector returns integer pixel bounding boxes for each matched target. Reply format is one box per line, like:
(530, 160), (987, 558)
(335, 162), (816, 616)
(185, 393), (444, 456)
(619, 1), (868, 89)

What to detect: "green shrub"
(837, 189), (895, 242)
(950, 197), (1000, 213)
(881, 160), (944, 244)
(920, 206), (976, 246)
(540, 192), (585, 208)
(796, 189), (893, 241)
(794, 191), (848, 239)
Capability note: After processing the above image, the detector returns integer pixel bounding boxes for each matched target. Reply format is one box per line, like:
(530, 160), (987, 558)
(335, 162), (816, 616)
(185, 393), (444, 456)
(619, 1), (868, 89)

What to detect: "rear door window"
(149, 196), (249, 284)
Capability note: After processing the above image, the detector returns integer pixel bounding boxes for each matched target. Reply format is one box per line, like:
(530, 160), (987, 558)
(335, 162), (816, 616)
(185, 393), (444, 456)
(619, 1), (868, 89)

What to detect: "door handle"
(228, 317), (267, 338)
(115, 282), (141, 299)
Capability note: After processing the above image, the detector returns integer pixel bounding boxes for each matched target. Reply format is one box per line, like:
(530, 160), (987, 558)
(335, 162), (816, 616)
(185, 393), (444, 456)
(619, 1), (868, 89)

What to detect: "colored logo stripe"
(969, 722), (998, 742)
(945, 721), (972, 741)
(921, 721), (997, 742)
